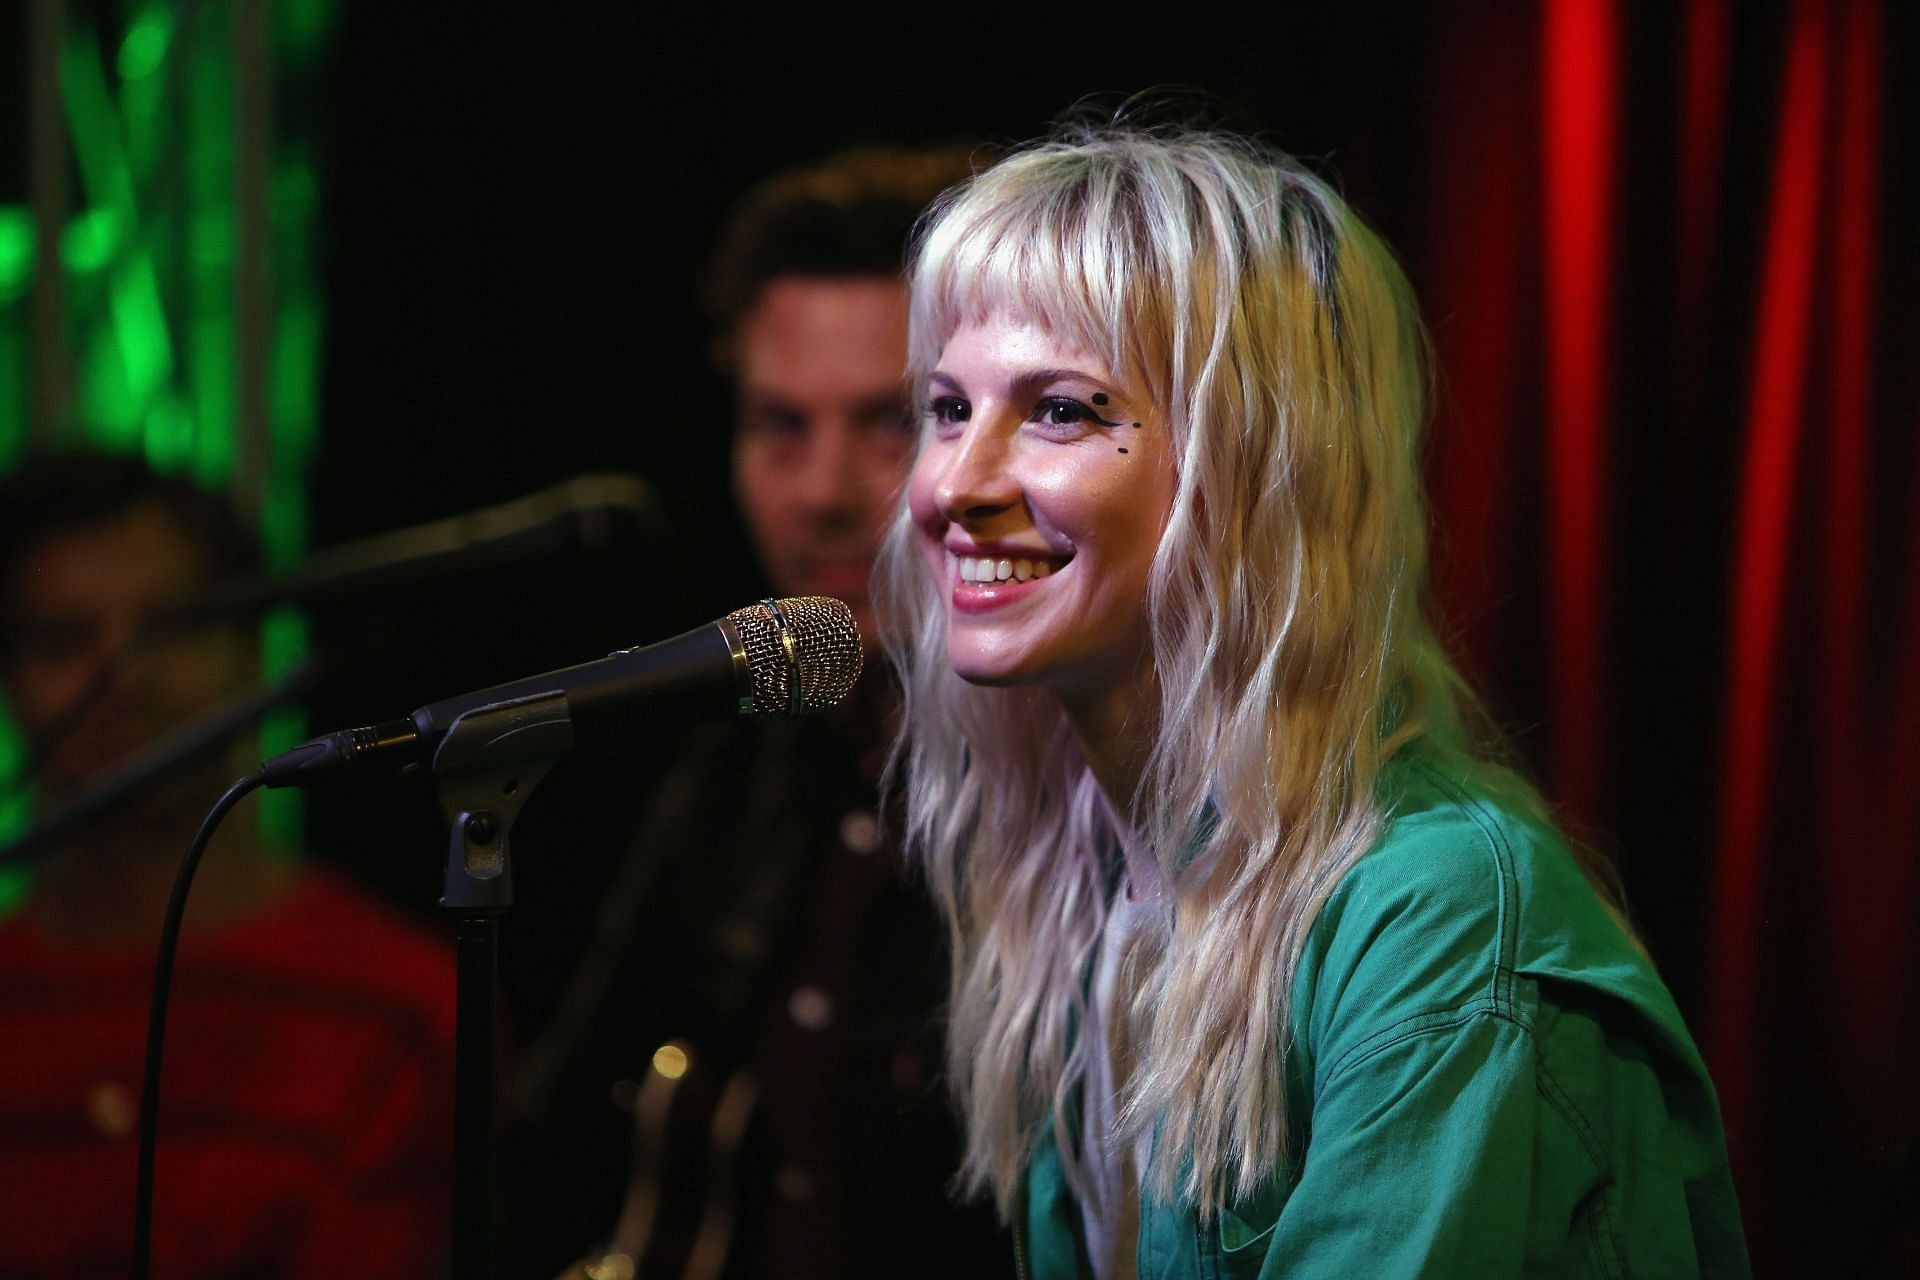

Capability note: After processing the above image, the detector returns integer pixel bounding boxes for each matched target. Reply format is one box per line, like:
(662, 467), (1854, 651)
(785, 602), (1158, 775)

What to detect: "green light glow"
(144, 392), (196, 474)
(0, 209), (27, 466)
(277, 0), (334, 63)
(74, 322), (144, 447)
(272, 162), (317, 227)
(61, 207), (122, 274)
(119, 6), (176, 176)
(0, 706), (27, 843)
(118, 8), (174, 81)
(0, 209), (32, 304)
(258, 607), (308, 848)
(0, 313), (23, 469)
(261, 470), (308, 571)
(269, 289), (321, 494)
(188, 27), (235, 489)
(0, 1), (335, 861)
(60, 35), (176, 423)
(0, 703), (29, 917)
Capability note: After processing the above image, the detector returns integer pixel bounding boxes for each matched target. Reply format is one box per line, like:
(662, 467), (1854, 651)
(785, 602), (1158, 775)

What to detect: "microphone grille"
(724, 596), (864, 716)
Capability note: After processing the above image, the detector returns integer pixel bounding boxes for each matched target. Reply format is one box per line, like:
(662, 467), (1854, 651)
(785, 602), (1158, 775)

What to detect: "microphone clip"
(430, 691), (574, 913)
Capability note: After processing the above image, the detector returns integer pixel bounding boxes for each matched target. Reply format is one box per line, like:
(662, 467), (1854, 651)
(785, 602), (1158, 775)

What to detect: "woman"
(878, 127), (1748, 1277)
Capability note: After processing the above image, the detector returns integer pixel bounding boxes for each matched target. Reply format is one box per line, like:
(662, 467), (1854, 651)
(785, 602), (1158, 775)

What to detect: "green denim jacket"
(1017, 760), (1750, 1278)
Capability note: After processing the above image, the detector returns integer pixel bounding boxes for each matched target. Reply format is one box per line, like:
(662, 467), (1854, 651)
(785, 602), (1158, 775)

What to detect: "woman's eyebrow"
(1011, 367), (1109, 396)
(926, 367), (1114, 397)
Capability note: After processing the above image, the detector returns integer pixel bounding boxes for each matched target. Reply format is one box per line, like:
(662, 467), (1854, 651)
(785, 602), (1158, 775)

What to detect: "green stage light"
(0, 210), (32, 304)
(0, 1), (336, 859)
(118, 8), (174, 83)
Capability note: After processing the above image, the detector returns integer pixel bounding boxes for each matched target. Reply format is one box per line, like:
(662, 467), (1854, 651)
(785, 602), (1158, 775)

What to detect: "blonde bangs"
(908, 150), (1163, 402)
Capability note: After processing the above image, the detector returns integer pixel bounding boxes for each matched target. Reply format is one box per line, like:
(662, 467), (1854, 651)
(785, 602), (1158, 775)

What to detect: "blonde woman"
(878, 127), (1749, 1278)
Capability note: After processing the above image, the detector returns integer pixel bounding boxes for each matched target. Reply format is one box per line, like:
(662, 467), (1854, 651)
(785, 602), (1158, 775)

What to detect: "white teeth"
(956, 553), (1061, 584)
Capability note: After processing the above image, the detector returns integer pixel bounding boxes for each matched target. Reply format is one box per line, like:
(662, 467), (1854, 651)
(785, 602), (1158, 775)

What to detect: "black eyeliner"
(1042, 395), (1122, 428)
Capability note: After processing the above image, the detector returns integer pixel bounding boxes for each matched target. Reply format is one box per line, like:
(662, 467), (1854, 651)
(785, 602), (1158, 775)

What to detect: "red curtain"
(1416, 0), (1917, 1271)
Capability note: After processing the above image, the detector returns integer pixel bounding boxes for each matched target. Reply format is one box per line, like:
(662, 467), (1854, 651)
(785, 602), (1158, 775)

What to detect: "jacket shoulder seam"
(1535, 1049), (1629, 1279)
(1321, 996), (1529, 1089)
(1403, 760), (1522, 1014)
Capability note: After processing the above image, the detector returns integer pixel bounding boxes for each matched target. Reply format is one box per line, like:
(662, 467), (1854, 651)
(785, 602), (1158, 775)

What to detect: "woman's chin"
(950, 665), (1027, 689)
(945, 647), (1040, 690)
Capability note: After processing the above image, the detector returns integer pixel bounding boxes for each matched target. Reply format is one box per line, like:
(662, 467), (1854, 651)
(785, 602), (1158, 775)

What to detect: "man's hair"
(703, 144), (982, 365)
(0, 451), (256, 654)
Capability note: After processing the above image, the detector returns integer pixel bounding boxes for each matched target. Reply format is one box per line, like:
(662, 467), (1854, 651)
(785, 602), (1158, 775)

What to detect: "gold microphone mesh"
(724, 596), (863, 716)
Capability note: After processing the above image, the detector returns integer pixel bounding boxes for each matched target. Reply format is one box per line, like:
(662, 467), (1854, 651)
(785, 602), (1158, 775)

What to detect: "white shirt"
(1078, 887), (1159, 1279)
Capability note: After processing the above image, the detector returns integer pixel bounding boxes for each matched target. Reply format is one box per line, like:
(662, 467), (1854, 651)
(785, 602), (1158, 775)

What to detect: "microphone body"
(418, 616), (746, 742)
(263, 597), (860, 787)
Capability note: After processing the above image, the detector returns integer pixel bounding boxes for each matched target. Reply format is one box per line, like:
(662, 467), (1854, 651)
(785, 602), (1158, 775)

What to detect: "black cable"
(131, 769), (267, 1280)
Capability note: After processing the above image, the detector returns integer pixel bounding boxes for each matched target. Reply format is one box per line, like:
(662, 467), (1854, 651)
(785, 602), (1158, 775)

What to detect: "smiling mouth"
(954, 553), (1071, 585)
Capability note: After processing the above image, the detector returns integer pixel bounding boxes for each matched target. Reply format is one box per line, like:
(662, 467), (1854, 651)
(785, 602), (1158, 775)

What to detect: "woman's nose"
(932, 423), (1019, 525)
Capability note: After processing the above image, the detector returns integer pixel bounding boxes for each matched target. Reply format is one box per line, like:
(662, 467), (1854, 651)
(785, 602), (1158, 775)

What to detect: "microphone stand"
(427, 692), (574, 1280)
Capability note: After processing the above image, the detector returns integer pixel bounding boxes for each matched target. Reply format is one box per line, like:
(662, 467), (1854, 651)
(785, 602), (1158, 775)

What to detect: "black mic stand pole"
(428, 693), (574, 1280)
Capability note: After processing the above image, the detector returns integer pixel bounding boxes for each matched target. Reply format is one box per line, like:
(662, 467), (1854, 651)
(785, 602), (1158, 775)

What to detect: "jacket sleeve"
(1211, 796), (1587, 1278)
(1251, 1009), (1561, 1278)
(1225, 776), (1741, 1279)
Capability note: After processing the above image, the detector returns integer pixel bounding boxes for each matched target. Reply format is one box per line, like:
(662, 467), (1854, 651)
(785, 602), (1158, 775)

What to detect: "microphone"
(260, 596), (862, 787)
(172, 473), (659, 624)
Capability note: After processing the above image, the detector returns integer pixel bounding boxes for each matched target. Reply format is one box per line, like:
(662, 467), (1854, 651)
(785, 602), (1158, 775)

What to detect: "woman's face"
(907, 315), (1176, 700)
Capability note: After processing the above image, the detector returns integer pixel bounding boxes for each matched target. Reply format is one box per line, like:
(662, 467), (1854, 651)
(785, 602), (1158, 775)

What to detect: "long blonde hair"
(878, 126), (1581, 1216)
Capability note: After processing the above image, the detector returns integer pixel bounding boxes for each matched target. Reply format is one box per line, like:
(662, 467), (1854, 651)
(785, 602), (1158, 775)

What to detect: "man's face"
(731, 275), (913, 650)
(1, 502), (253, 806)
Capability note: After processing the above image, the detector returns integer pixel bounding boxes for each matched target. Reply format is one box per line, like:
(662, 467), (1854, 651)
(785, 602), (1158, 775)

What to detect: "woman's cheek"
(906, 455), (949, 575)
(907, 444), (947, 523)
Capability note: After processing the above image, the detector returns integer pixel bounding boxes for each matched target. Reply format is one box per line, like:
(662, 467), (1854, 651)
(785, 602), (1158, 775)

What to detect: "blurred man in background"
(509, 147), (1008, 1278)
(716, 154), (934, 650)
(0, 453), (456, 1279)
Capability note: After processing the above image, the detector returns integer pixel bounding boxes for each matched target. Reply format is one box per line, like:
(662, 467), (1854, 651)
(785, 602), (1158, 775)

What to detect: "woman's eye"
(926, 396), (970, 426)
(1033, 397), (1115, 432)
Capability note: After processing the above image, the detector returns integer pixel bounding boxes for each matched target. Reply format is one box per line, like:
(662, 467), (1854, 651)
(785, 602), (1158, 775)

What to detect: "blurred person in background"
(510, 147), (1008, 1278)
(0, 452), (456, 1279)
